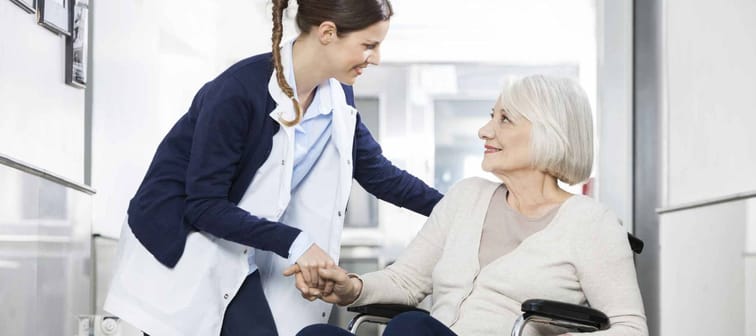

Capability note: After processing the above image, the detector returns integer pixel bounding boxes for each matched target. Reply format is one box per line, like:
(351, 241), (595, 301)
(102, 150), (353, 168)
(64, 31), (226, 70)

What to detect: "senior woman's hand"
(284, 265), (363, 305)
(314, 267), (363, 306)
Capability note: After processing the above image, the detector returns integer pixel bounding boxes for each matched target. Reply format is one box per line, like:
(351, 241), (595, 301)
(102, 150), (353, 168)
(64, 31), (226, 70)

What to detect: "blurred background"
(1, 0), (755, 335)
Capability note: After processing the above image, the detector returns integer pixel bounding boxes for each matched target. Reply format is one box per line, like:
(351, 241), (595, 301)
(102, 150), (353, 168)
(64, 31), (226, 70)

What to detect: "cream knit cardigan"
(351, 178), (648, 335)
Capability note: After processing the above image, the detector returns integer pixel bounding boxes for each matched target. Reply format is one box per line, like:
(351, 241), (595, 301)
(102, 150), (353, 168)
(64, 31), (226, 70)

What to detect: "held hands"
(289, 243), (335, 290)
(311, 267), (362, 305)
(283, 243), (338, 299)
(283, 253), (362, 305)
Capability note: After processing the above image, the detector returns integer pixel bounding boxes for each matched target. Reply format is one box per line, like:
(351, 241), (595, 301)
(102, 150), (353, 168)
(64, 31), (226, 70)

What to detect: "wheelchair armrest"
(521, 299), (609, 331)
(347, 303), (429, 319)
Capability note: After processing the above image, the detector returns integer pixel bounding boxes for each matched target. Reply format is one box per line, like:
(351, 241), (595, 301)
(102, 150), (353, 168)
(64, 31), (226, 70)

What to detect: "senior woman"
(293, 75), (648, 336)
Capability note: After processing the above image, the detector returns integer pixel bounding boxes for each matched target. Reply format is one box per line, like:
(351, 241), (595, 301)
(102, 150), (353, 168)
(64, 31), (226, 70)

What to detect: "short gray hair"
(498, 75), (593, 185)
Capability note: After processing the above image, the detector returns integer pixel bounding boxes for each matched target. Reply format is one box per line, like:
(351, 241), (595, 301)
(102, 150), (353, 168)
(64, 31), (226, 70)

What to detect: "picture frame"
(37, 0), (71, 36)
(9, 0), (36, 14)
(65, 0), (88, 88)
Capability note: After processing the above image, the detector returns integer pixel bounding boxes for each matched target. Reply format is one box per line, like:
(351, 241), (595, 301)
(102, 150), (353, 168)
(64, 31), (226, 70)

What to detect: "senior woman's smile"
(484, 145), (501, 154)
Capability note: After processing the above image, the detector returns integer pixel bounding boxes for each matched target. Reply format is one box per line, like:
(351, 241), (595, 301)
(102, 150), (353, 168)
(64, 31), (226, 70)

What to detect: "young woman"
(104, 1), (442, 335)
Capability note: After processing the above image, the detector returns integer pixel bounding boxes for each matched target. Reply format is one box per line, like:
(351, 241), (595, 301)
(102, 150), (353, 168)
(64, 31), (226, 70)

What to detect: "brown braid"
(271, 0), (394, 127)
(271, 0), (302, 127)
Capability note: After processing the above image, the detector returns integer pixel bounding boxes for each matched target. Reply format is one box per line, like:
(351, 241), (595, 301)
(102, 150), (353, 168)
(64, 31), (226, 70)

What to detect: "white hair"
(498, 75), (593, 185)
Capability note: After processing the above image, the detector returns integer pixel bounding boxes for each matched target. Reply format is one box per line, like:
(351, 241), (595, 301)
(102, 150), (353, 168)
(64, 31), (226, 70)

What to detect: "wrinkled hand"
(283, 244), (335, 299)
(313, 267), (362, 306)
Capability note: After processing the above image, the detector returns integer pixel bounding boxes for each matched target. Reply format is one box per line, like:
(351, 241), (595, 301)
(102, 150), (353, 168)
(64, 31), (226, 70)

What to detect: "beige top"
(351, 177), (648, 336)
(479, 185), (558, 268)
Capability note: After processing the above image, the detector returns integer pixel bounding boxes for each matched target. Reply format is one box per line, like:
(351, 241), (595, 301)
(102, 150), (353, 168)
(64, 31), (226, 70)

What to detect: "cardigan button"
(337, 211), (342, 217)
(223, 293), (229, 300)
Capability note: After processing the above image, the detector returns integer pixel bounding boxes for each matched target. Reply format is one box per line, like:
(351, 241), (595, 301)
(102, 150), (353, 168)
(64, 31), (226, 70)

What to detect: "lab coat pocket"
(119, 231), (219, 314)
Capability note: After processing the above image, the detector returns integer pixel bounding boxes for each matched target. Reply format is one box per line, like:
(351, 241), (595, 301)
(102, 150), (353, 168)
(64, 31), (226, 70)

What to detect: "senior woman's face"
(478, 100), (532, 175)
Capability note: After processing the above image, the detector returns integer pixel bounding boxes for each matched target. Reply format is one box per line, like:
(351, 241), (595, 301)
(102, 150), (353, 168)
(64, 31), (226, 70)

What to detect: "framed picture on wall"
(65, 0), (88, 88)
(37, 0), (71, 36)
(10, 0), (36, 14)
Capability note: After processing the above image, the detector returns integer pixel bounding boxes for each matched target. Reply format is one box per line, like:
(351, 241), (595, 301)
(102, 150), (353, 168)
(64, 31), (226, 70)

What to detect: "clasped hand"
(282, 244), (361, 305)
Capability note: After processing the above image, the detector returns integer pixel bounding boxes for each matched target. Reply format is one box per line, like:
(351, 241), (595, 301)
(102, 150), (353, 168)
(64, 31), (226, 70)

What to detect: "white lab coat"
(104, 41), (357, 336)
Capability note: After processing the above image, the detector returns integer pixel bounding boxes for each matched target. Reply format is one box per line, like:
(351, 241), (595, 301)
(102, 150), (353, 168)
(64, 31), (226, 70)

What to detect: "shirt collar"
(282, 38), (334, 122)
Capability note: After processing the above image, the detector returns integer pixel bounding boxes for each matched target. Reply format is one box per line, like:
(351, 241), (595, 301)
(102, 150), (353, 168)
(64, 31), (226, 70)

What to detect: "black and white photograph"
(9, 0), (35, 14)
(65, 0), (88, 88)
(37, 0), (70, 36)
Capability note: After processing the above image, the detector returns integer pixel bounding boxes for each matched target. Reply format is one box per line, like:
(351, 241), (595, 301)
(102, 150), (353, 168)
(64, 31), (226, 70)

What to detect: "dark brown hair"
(271, 0), (393, 126)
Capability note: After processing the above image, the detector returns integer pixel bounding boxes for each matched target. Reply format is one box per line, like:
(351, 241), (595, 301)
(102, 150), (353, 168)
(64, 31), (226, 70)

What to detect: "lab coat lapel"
(329, 79), (357, 205)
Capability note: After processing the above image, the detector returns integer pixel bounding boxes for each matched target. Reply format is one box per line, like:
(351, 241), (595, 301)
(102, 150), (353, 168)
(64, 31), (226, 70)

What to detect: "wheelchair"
(345, 233), (644, 336)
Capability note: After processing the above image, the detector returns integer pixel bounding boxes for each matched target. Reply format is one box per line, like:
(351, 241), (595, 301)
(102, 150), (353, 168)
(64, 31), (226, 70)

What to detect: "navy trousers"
(143, 271), (277, 336)
(297, 311), (457, 336)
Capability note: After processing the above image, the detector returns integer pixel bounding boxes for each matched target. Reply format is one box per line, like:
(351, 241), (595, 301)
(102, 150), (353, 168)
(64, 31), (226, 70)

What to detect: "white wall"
(664, 0), (756, 205)
(658, 0), (756, 333)
(747, 199), (756, 336)
(385, 0), (595, 65)
(659, 197), (756, 335)
(90, 0), (160, 238)
(0, 1), (86, 181)
(659, 201), (747, 335)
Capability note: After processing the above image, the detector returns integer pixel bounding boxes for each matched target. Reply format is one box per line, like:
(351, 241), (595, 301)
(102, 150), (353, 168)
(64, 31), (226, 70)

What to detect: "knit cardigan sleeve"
(568, 209), (649, 336)
(349, 181), (463, 307)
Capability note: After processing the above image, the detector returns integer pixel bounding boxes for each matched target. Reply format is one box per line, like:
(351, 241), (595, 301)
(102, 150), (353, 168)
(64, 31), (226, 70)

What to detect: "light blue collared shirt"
(291, 85), (334, 192)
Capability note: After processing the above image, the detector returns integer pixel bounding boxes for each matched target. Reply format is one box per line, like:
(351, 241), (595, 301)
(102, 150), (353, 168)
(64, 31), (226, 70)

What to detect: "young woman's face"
(478, 99), (533, 176)
(325, 20), (390, 85)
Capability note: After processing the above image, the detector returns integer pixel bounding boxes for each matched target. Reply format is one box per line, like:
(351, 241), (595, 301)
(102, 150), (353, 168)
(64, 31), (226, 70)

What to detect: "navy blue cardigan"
(127, 53), (443, 268)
